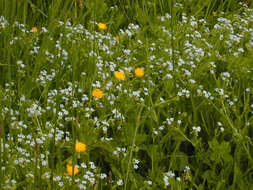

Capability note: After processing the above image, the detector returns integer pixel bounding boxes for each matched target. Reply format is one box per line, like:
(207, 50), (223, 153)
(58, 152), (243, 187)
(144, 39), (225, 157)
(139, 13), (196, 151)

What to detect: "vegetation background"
(0, 0), (253, 189)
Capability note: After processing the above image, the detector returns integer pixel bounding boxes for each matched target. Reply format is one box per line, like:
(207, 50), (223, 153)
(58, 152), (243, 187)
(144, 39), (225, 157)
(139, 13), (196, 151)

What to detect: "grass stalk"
(124, 104), (144, 190)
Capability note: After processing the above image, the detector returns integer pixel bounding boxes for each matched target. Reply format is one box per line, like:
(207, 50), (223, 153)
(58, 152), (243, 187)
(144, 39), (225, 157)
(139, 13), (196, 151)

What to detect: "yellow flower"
(92, 88), (103, 99)
(32, 27), (38, 32)
(97, 22), (107, 30)
(114, 71), (125, 80)
(134, 68), (144, 77)
(66, 164), (79, 176)
(116, 35), (119, 41)
(75, 142), (86, 152)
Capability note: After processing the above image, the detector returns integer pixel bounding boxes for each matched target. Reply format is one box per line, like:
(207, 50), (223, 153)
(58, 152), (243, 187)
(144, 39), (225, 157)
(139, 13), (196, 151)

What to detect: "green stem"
(124, 104), (144, 190)
(170, 0), (175, 65)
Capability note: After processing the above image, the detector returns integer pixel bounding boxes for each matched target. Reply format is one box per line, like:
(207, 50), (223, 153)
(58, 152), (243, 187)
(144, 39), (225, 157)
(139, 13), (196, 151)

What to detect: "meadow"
(0, 0), (253, 189)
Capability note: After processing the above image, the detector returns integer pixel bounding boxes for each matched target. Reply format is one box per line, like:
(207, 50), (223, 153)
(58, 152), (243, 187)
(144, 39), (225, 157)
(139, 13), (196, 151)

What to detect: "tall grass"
(0, 0), (253, 189)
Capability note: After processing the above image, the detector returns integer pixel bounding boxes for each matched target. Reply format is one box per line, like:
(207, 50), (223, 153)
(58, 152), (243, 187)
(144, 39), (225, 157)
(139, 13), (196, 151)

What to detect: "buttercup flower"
(114, 71), (125, 80)
(116, 35), (119, 41)
(98, 22), (107, 30)
(32, 27), (38, 32)
(66, 164), (79, 176)
(92, 88), (103, 99)
(75, 142), (86, 152)
(134, 68), (144, 77)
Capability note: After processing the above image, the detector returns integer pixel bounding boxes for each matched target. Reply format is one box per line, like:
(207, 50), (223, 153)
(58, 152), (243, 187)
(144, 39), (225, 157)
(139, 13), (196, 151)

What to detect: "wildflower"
(92, 88), (103, 99)
(75, 142), (86, 152)
(166, 171), (175, 178)
(163, 175), (169, 187)
(134, 68), (144, 77)
(116, 35), (119, 41)
(146, 180), (152, 185)
(32, 27), (38, 32)
(192, 126), (201, 133)
(117, 179), (123, 186)
(66, 164), (79, 176)
(100, 173), (107, 179)
(97, 22), (107, 30)
(114, 71), (125, 80)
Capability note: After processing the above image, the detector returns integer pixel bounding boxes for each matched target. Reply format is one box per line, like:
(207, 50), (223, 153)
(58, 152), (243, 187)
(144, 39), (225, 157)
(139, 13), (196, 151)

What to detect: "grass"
(0, 0), (253, 189)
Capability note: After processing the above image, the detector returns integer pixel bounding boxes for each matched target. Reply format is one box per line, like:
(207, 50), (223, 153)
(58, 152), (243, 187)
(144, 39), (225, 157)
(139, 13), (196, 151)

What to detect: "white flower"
(184, 165), (190, 171)
(117, 179), (123, 186)
(163, 175), (169, 187)
(166, 171), (175, 178)
(147, 180), (152, 185)
(100, 173), (107, 179)
(81, 163), (87, 168)
(192, 126), (201, 133)
(89, 162), (96, 169)
(58, 182), (64, 187)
